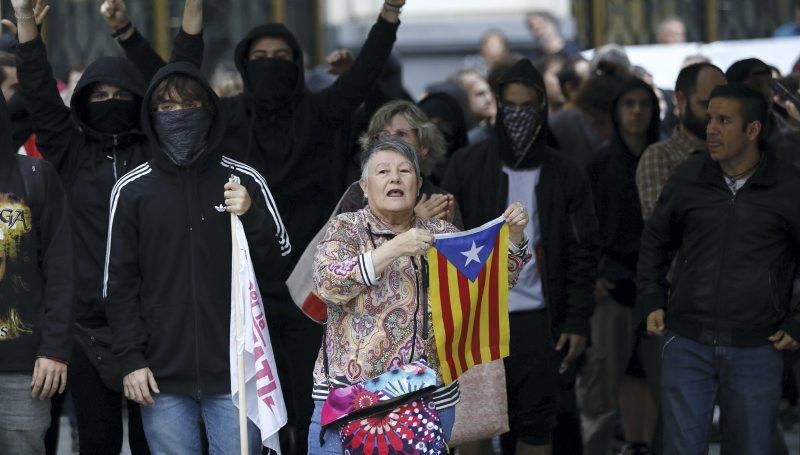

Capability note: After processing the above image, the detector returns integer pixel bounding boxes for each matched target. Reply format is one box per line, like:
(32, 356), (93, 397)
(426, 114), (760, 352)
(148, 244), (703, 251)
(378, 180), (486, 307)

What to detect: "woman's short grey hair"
(358, 100), (445, 177)
(360, 138), (421, 180)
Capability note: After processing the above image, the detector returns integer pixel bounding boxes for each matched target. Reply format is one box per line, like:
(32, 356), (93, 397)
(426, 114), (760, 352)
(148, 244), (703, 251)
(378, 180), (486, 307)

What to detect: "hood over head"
(419, 91), (468, 154)
(493, 59), (550, 169)
(0, 93), (17, 166)
(71, 56), (148, 138)
(234, 23), (307, 100)
(425, 81), (475, 132)
(609, 77), (661, 152)
(141, 62), (226, 169)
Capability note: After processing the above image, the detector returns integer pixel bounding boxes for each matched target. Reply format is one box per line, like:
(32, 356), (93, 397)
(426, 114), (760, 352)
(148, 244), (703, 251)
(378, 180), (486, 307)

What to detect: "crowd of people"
(3, 0), (800, 454)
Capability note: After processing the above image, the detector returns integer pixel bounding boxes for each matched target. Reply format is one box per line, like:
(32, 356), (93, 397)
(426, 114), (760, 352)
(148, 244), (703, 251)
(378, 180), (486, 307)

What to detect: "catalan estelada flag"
(427, 216), (510, 385)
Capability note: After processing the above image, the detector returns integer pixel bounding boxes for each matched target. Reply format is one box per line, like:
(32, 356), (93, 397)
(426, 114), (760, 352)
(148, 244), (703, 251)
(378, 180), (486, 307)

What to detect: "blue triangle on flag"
(433, 219), (504, 282)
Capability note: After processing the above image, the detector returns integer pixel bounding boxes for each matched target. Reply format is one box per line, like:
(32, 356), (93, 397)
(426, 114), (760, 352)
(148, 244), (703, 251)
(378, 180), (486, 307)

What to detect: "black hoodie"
(16, 36), (150, 328)
(120, 18), (399, 302)
(0, 93), (74, 372)
(103, 62), (290, 397)
(587, 78), (660, 306)
(442, 59), (599, 337)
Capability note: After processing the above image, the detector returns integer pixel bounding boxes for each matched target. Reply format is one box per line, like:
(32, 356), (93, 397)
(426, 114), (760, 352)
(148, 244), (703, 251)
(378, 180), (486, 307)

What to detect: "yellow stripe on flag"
(498, 224), (510, 357)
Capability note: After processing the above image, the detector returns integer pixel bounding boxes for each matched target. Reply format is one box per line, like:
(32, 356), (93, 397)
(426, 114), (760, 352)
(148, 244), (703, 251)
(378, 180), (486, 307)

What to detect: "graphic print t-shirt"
(0, 191), (35, 343)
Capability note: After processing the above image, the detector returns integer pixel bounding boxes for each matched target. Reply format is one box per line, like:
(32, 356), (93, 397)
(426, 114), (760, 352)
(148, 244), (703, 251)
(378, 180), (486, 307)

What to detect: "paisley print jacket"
(312, 207), (530, 390)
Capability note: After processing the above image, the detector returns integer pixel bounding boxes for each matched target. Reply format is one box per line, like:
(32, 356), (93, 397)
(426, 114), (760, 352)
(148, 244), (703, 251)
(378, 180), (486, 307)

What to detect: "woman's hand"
(390, 228), (434, 257)
(415, 194), (450, 221)
(503, 202), (529, 246)
(370, 228), (433, 278)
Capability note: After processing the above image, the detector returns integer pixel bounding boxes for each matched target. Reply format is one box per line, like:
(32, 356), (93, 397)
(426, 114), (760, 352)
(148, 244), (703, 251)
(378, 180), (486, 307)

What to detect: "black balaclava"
(153, 107), (213, 167)
(86, 99), (140, 135)
(245, 58), (298, 107)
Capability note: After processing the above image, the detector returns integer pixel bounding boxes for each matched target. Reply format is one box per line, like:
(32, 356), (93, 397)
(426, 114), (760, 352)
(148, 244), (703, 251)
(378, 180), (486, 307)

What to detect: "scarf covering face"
(245, 58), (298, 107)
(500, 103), (543, 158)
(153, 107), (213, 167)
(86, 99), (140, 134)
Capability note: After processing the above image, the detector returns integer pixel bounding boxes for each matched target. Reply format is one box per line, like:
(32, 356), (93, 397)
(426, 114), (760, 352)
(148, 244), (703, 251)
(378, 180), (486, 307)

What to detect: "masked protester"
(114, 1), (404, 451)
(103, 62), (289, 455)
(12, 0), (201, 452)
(442, 59), (599, 455)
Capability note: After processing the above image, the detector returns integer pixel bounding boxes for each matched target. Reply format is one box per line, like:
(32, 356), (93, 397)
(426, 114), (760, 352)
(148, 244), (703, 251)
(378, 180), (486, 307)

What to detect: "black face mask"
(245, 58), (298, 105)
(153, 107), (213, 167)
(85, 99), (140, 134)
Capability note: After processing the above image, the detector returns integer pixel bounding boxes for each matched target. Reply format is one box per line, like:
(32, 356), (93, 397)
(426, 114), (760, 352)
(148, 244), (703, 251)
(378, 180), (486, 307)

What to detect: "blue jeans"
(0, 373), (51, 455)
(140, 393), (262, 455)
(661, 333), (782, 455)
(307, 399), (456, 454)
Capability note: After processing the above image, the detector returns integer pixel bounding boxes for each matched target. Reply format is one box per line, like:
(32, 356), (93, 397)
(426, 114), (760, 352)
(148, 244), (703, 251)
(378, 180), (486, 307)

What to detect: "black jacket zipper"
(711, 187), (738, 345)
(184, 168), (203, 400)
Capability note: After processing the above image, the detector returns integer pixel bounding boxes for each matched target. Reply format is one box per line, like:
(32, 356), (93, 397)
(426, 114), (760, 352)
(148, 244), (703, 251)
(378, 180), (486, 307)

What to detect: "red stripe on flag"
(456, 270), (472, 374)
(488, 241), (501, 359)
(437, 251), (458, 381)
(472, 262), (487, 365)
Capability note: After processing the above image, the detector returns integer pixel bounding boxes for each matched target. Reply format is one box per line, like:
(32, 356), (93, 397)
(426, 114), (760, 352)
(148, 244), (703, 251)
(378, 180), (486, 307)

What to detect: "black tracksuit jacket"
(103, 63), (290, 398)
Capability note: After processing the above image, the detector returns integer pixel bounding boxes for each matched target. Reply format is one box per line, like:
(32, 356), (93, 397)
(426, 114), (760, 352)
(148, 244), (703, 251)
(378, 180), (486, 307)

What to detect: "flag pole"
(231, 213), (249, 455)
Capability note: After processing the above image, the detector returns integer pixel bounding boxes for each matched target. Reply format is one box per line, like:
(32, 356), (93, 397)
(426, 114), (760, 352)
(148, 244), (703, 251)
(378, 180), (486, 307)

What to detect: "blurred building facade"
(0, 0), (795, 96)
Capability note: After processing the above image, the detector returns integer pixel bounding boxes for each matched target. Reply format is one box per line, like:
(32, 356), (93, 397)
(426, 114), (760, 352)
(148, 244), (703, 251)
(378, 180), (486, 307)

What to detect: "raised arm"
(11, 0), (78, 171)
(314, 1), (404, 123)
(102, 0), (204, 83)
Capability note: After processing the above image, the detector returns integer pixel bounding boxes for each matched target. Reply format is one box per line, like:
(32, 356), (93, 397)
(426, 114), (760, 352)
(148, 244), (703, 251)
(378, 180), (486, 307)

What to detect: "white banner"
(230, 216), (287, 453)
(584, 37), (800, 90)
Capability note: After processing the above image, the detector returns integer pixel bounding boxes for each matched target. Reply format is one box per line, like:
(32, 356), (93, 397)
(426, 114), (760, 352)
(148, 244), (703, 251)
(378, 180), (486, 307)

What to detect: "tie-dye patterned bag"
(321, 360), (448, 455)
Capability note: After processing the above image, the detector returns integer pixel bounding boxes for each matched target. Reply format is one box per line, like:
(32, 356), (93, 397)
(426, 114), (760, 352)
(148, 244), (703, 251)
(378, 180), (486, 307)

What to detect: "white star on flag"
(461, 241), (484, 266)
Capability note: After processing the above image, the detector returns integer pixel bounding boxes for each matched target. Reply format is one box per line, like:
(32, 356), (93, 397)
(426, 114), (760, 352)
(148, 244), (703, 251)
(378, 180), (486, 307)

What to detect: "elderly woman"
(307, 138), (531, 452)
(340, 100), (463, 228)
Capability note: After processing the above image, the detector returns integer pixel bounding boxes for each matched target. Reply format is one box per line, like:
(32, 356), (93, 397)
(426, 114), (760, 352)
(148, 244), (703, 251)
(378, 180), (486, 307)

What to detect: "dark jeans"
(661, 333), (782, 455)
(69, 340), (150, 455)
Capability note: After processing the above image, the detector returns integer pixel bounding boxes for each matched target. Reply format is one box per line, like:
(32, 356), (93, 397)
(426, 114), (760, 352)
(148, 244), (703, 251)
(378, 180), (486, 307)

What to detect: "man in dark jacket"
(112, 3), (403, 449)
(13, 0), (201, 451)
(104, 62), (290, 454)
(442, 59), (599, 455)
(0, 91), (73, 454)
(637, 84), (800, 454)
(579, 77), (660, 455)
